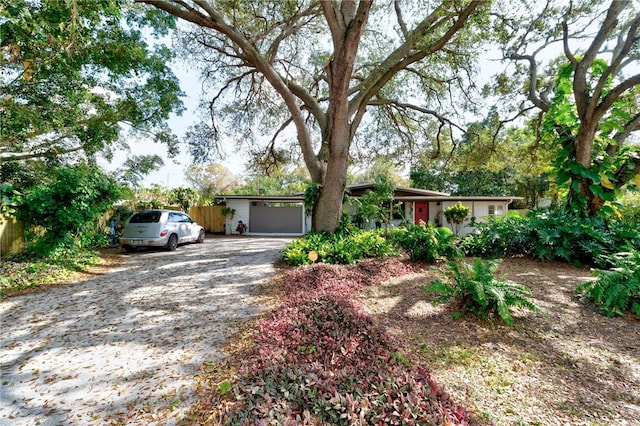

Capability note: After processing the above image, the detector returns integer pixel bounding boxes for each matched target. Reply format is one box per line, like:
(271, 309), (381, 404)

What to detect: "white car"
(120, 209), (205, 252)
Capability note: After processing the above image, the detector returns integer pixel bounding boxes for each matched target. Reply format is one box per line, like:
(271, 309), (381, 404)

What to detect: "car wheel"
(196, 229), (205, 243)
(122, 245), (137, 253)
(166, 234), (178, 251)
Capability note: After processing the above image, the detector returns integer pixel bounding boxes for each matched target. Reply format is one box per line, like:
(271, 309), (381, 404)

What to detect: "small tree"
(221, 206), (235, 234)
(169, 187), (199, 212)
(352, 176), (396, 230)
(444, 202), (470, 235)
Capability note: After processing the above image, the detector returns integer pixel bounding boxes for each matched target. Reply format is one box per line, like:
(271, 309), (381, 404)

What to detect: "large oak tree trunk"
(573, 109), (603, 216)
(312, 1), (371, 232)
(314, 126), (350, 232)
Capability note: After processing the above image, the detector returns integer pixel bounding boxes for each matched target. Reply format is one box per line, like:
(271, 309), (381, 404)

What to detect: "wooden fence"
(0, 212), (24, 258)
(189, 205), (226, 234)
(0, 205), (226, 258)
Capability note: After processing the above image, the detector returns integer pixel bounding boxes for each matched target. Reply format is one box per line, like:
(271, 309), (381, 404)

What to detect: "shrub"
(282, 229), (396, 266)
(576, 250), (640, 318)
(618, 191), (640, 224)
(460, 211), (530, 258)
(426, 259), (539, 326)
(462, 209), (640, 268)
(444, 202), (471, 235)
(14, 164), (123, 257)
(389, 222), (461, 262)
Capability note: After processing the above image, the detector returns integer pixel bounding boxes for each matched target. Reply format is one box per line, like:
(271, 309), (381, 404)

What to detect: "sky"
(100, 60), (248, 189)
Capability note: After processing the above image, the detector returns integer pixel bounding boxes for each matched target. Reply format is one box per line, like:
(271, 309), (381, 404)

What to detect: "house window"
(488, 204), (504, 216)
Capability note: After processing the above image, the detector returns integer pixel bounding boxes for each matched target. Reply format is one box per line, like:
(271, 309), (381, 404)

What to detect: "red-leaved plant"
(216, 258), (477, 425)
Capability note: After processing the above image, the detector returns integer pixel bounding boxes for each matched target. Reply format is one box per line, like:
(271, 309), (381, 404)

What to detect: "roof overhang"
(215, 195), (304, 202)
(395, 196), (523, 203)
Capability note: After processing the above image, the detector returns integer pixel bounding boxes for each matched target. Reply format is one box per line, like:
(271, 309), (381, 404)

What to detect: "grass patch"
(0, 250), (100, 298)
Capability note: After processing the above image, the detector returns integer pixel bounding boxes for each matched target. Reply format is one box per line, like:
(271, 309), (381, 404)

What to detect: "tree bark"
(313, 0), (372, 232)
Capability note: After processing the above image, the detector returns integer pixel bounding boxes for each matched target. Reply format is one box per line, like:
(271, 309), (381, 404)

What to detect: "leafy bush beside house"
(389, 222), (461, 262)
(283, 229), (396, 266)
(462, 209), (640, 267)
(444, 201), (471, 235)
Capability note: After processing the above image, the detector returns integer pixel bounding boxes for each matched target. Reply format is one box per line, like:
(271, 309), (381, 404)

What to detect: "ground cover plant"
(0, 245), (101, 298)
(186, 258), (477, 425)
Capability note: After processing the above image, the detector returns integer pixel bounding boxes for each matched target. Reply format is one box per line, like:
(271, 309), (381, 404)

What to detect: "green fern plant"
(576, 250), (640, 317)
(426, 259), (540, 325)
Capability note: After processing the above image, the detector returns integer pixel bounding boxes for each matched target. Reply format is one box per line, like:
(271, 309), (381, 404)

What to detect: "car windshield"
(129, 211), (162, 224)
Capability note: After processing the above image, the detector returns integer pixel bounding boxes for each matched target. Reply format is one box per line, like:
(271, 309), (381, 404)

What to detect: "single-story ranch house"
(215, 183), (521, 237)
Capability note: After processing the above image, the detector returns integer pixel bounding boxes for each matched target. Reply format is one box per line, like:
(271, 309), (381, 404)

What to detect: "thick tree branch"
(394, 0), (409, 39)
(595, 73), (640, 122)
(509, 53), (551, 112)
(367, 99), (466, 134)
(139, 0), (323, 182)
(0, 145), (84, 162)
(349, 1), (482, 134)
(571, 0), (625, 119)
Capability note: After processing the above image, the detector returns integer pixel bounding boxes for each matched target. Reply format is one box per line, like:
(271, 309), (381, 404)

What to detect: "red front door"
(415, 201), (429, 224)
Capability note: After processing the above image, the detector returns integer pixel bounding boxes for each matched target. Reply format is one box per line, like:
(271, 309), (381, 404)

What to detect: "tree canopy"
(488, 0), (640, 216)
(0, 0), (184, 164)
(139, 0), (487, 231)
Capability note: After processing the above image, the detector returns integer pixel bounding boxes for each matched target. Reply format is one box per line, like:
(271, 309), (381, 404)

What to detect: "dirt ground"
(359, 257), (640, 426)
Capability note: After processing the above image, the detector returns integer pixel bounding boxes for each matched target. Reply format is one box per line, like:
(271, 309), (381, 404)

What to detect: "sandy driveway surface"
(1, 236), (291, 425)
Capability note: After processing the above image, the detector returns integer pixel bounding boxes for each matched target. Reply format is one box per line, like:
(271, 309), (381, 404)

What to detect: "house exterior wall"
(225, 199), (250, 235)
(429, 200), (510, 236)
(224, 199), (305, 235)
(225, 196), (511, 236)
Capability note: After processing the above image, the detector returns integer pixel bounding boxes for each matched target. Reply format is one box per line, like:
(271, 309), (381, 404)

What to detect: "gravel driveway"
(0, 236), (291, 425)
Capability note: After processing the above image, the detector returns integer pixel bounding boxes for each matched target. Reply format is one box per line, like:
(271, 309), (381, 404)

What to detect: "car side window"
(179, 213), (191, 223)
(168, 212), (181, 223)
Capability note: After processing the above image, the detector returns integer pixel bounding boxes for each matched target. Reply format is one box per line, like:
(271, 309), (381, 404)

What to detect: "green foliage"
(409, 108), (553, 209)
(303, 183), (320, 215)
(115, 155), (164, 189)
(1, 244), (100, 297)
(221, 207), (235, 219)
(169, 186), (199, 211)
(462, 209), (640, 267)
(460, 211), (531, 258)
(576, 251), (640, 318)
(426, 259), (539, 325)
(544, 60), (640, 217)
(619, 191), (640, 224)
(1, 183), (20, 215)
(388, 222), (461, 262)
(14, 164), (123, 257)
(444, 202), (471, 235)
(1, 1), (183, 162)
(282, 229), (396, 266)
